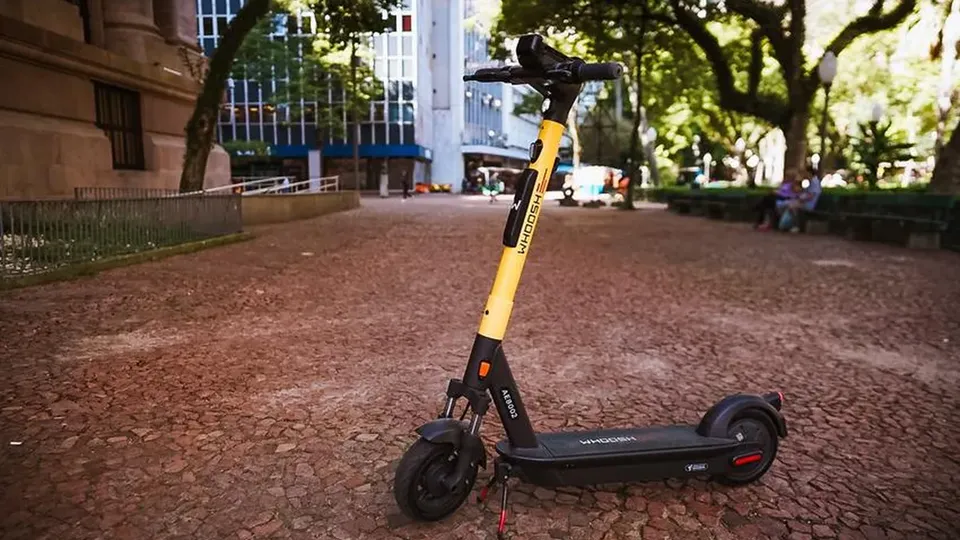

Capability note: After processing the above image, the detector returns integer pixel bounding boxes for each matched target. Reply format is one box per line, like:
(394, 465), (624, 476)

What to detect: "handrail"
(177, 175), (339, 197)
(242, 176), (339, 195)
(179, 176), (292, 196)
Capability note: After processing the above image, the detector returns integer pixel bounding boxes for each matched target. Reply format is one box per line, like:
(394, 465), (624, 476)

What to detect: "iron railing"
(1, 194), (242, 279)
(74, 186), (180, 200)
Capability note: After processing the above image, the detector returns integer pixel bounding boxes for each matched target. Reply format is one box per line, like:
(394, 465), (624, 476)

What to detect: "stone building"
(0, 0), (230, 199)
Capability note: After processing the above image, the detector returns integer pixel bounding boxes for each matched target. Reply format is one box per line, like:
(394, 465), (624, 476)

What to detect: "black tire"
(715, 409), (779, 486)
(393, 439), (478, 521)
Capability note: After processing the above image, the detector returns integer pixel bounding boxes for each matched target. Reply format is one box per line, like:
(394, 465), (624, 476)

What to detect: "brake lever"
(543, 69), (576, 83)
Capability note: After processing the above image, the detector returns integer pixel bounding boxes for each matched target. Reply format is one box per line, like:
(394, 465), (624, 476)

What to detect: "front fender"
(696, 393), (787, 439)
(416, 418), (465, 444)
(415, 418), (488, 469)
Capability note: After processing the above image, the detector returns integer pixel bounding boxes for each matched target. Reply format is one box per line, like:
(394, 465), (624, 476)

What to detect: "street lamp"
(734, 138), (746, 184)
(817, 51), (838, 177)
(866, 102), (885, 187)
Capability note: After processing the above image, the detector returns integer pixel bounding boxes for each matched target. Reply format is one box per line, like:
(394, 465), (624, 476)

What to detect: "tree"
(930, 0), (960, 193)
(496, 31), (598, 171)
(229, 14), (382, 149)
(931, 120), (960, 193)
(178, 0), (400, 193)
(307, 0), (401, 190)
(495, 0), (672, 208)
(667, 0), (917, 175)
(180, 0), (273, 193)
(848, 119), (914, 188)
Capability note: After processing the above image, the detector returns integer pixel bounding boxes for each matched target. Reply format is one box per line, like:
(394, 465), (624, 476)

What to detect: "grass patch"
(0, 232), (255, 292)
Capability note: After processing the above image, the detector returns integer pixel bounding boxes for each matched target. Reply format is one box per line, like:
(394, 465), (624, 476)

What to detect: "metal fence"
(74, 186), (180, 200)
(1, 193), (242, 279)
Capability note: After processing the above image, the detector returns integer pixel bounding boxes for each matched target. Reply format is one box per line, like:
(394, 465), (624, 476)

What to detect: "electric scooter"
(392, 34), (787, 538)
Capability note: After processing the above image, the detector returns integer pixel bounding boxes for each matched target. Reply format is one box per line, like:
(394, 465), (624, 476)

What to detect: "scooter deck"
(495, 425), (748, 486)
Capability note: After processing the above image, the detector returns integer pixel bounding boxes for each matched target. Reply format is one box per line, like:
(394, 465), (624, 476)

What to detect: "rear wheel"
(715, 409), (778, 486)
(393, 439), (478, 521)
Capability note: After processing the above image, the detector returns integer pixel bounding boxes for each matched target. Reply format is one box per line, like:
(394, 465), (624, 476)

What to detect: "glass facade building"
(463, 28), (504, 148)
(198, 0), (566, 191)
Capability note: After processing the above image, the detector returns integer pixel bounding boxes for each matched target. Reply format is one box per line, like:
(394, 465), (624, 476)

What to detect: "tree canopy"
(494, 0), (957, 191)
(179, 0), (400, 192)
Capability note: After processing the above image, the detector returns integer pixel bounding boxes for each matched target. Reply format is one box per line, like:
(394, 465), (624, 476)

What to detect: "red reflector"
(733, 453), (763, 466)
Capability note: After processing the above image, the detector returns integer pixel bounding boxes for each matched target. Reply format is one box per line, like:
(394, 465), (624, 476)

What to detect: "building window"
(63, 0), (92, 43)
(202, 17), (214, 36)
(93, 82), (145, 170)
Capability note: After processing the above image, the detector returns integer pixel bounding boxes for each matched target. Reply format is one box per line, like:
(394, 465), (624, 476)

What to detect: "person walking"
(401, 170), (411, 200)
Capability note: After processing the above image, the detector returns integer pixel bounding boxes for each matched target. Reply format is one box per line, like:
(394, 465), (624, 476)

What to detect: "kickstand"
(497, 473), (510, 540)
(476, 472), (500, 505)
(476, 459), (513, 538)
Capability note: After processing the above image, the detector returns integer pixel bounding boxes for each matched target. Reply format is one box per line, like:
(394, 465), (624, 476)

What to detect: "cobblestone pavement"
(2, 196), (959, 540)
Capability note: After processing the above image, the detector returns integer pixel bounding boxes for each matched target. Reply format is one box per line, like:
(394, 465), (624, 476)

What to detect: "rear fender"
(696, 393), (787, 439)
(415, 418), (488, 469)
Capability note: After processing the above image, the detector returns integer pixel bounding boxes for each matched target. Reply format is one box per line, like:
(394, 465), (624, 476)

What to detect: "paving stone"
(1, 199), (957, 540)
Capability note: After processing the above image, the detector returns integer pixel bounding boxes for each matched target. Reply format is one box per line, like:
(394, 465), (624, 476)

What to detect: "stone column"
(101, 0), (163, 64)
(153, 0), (199, 49)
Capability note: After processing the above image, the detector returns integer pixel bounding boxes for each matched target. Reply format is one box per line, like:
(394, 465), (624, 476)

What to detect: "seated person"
(779, 170), (822, 231)
(755, 170), (801, 231)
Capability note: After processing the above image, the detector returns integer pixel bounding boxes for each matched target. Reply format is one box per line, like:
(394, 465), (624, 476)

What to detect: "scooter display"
(392, 34), (787, 539)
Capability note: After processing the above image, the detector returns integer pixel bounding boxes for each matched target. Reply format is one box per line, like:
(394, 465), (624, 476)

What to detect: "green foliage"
(848, 120), (915, 188)
(492, 0), (954, 193)
(221, 139), (270, 156)
(231, 0), (400, 139)
(814, 2), (958, 162)
(306, 0), (400, 46)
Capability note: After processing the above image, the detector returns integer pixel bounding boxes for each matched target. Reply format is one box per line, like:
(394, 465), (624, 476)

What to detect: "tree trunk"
(781, 107), (810, 177)
(930, 118), (960, 194)
(351, 38), (361, 191)
(623, 35), (645, 210)
(179, 0), (272, 193)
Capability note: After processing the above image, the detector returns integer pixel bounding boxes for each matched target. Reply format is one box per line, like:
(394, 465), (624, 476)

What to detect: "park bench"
(704, 191), (768, 222)
(800, 194), (955, 249)
(704, 195), (728, 220)
(668, 197), (693, 214)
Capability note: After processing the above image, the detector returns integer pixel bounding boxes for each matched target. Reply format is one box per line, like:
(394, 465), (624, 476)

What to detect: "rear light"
(763, 391), (783, 411)
(733, 452), (763, 466)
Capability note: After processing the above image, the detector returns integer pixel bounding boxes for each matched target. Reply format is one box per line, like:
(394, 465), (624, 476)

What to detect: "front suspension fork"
(438, 380), (490, 491)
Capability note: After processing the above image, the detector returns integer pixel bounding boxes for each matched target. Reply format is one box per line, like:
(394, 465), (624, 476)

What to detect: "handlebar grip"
(463, 67), (508, 82)
(576, 62), (623, 81)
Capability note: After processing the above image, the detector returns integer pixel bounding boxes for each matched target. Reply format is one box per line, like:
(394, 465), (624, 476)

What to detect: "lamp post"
(643, 127), (659, 187)
(867, 102), (885, 187)
(817, 51), (838, 178)
(870, 102), (885, 124)
(734, 137), (746, 184)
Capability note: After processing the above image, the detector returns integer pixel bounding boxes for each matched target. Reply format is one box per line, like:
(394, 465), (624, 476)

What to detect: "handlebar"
(464, 59), (623, 85)
(575, 62), (622, 81)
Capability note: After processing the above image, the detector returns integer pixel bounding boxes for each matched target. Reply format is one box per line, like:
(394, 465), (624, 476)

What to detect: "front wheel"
(394, 439), (478, 521)
(715, 409), (779, 486)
